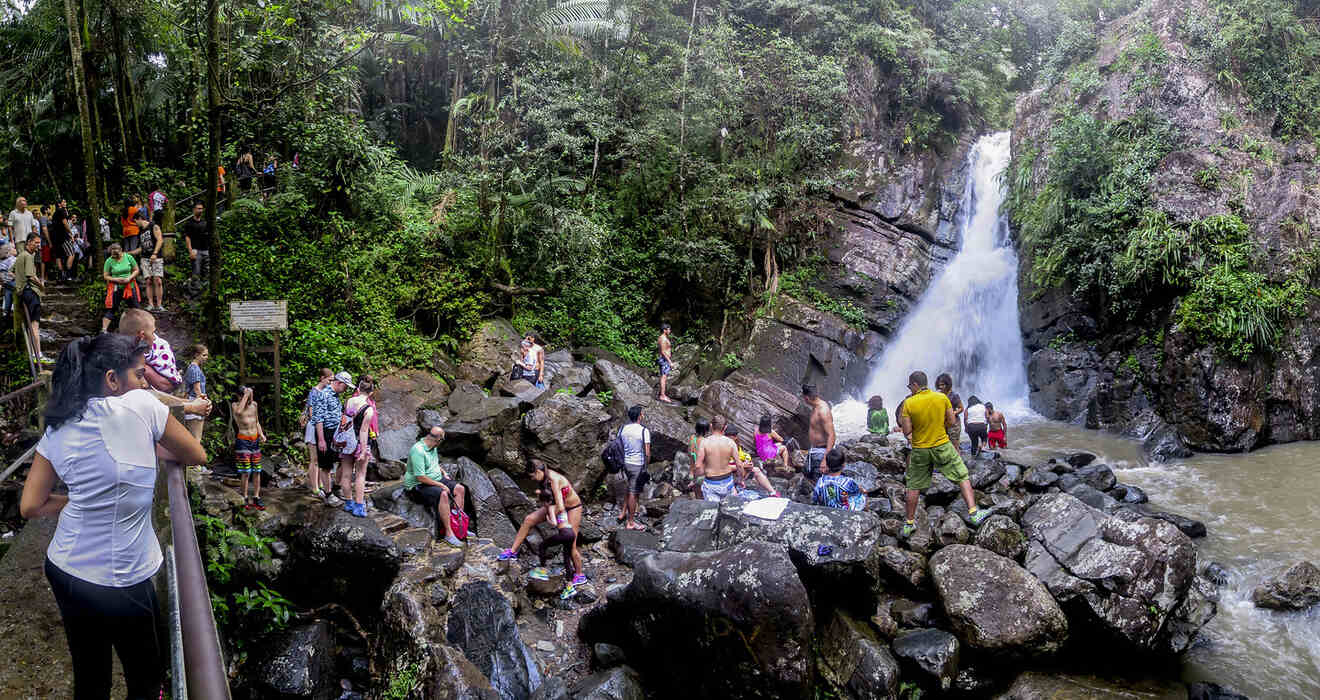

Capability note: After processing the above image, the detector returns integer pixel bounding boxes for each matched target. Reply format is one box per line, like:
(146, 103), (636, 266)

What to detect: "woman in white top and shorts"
(20, 333), (207, 700)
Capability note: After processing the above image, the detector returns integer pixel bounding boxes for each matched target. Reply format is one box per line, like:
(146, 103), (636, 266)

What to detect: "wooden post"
(238, 329), (246, 383)
(272, 331), (281, 434)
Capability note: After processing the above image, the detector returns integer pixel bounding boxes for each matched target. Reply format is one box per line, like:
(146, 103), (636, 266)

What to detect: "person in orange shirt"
(119, 196), (141, 253)
(217, 166), (226, 193)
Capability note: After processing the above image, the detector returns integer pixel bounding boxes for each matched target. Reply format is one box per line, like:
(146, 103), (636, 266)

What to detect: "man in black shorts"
(14, 235), (49, 364)
(403, 427), (467, 547)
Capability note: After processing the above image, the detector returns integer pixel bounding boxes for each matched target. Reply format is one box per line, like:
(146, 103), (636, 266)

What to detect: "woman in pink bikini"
(754, 414), (793, 473)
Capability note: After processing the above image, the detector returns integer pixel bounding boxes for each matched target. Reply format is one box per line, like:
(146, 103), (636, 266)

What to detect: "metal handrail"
(165, 461), (232, 699)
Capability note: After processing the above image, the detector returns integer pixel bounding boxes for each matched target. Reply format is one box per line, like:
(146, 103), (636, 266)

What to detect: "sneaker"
(560, 584), (577, 600)
(900, 521), (916, 538)
(36, 354), (54, 365)
(968, 509), (991, 527)
(528, 567), (550, 581)
(252, 497), (266, 511)
(497, 549), (518, 561)
(352, 502), (366, 518)
(342, 501), (354, 513)
(571, 573), (588, 586)
(325, 493), (343, 507)
(157, 305), (168, 312)
(244, 499), (255, 511)
(444, 534), (464, 548)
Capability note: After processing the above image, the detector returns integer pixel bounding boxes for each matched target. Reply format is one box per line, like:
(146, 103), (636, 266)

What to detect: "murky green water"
(1013, 421), (1320, 700)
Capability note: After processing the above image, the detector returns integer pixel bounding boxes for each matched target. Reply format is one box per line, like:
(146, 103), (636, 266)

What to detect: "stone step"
(373, 513), (410, 534)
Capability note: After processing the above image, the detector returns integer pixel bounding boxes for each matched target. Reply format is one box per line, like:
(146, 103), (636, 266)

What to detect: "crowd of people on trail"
(2, 190), (218, 364)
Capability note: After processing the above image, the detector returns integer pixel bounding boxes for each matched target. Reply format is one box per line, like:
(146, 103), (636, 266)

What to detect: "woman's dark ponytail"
(44, 334), (149, 430)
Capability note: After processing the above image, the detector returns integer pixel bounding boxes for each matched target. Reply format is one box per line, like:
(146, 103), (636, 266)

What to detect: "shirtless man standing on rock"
(694, 415), (740, 502)
(232, 386), (268, 511)
(657, 323), (676, 403)
(802, 384), (835, 481)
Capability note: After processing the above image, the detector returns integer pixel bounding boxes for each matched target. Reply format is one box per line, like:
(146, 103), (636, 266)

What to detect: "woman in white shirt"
(963, 395), (989, 457)
(20, 333), (206, 700)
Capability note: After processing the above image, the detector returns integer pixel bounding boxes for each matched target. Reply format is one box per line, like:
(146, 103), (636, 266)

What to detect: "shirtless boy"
(986, 402), (1009, 449)
(693, 415), (740, 502)
(657, 323), (676, 403)
(802, 384), (835, 481)
(233, 386), (268, 510)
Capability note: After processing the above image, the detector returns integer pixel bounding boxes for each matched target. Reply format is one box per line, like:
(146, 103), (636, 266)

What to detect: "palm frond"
(535, 0), (630, 43)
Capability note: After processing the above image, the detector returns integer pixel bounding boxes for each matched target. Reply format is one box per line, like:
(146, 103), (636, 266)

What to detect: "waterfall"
(839, 131), (1031, 432)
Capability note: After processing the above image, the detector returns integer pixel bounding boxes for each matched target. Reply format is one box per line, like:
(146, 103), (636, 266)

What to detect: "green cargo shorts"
(906, 441), (969, 491)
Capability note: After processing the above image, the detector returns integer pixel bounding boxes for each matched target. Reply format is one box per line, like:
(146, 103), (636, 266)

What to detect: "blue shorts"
(658, 356), (672, 376)
(805, 447), (827, 480)
(701, 474), (737, 502)
(235, 435), (262, 473)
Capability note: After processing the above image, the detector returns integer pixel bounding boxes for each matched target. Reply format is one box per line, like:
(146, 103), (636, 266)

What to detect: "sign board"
(229, 300), (288, 331)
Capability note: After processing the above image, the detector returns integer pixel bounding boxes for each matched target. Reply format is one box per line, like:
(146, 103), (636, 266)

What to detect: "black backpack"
(601, 426), (627, 474)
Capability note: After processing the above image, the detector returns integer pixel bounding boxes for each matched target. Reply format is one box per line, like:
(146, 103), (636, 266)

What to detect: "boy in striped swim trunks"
(233, 386), (267, 510)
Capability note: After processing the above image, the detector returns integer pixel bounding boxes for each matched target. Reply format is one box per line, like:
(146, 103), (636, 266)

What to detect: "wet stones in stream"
(1250, 560), (1320, 610)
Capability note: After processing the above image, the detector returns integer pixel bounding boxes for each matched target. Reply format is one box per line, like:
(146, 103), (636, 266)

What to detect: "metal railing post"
(166, 544), (188, 700)
(165, 462), (232, 699)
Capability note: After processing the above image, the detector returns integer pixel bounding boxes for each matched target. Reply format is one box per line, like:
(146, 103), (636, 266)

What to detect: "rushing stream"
(836, 131), (1320, 697)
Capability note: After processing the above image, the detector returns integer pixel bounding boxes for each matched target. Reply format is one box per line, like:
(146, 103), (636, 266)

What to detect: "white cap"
(334, 371), (355, 389)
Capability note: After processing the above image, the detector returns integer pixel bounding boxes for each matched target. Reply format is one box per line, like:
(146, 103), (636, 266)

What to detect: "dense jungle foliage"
(1008, 0), (1320, 360)
(0, 0), (1182, 416)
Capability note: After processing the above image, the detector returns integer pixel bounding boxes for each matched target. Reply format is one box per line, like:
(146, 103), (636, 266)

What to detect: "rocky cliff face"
(1011, 0), (1320, 456)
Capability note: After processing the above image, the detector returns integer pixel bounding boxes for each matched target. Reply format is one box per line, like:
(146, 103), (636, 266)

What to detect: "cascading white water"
(838, 131), (1030, 433)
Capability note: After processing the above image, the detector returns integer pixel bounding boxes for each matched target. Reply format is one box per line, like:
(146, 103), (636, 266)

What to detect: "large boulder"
(736, 298), (878, 402)
(370, 480), (437, 531)
(1020, 494), (1211, 654)
(441, 382), (521, 467)
(579, 541), (814, 699)
(929, 545), (1069, 658)
(698, 373), (811, 448)
(1250, 560), (1320, 610)
(243, 621), (336, 700)
(661, 496), (894, 612)
(818, 611), (900, 699)
(284, 507), (401, 621)
(447, 581), (544, 700)
(456, 318), (522, 387)
(521, 392), (612, 492)
(592, 359), (657, 410)
(454, 457), (517, 548)
(373, 369), (451, 462)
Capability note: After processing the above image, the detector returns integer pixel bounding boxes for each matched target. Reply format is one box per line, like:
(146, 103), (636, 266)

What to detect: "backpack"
(601, 426), (627, 475)
(449, 509), (470, 540)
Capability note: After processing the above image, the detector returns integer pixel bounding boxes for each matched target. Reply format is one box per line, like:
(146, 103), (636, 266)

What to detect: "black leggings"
(966, 422), (989, 455)
(45, 558), (163, 700)
(539, 524), (578, 574)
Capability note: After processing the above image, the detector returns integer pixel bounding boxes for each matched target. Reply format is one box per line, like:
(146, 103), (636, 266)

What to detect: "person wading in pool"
(898, 371), (989, 537)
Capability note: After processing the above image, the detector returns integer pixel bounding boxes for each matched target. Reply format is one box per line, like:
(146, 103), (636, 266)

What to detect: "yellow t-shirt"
(904, 389), (952, 448)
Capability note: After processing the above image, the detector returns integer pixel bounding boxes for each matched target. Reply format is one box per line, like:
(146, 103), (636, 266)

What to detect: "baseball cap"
(334, 371), (356, 388)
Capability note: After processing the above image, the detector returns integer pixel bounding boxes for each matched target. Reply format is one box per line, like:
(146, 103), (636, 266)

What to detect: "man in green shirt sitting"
(403, 427), (467, 547)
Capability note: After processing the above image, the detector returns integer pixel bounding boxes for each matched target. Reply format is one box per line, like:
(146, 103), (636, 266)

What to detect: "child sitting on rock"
(725, 426), (780, 498)
(812, 447), (865, 511)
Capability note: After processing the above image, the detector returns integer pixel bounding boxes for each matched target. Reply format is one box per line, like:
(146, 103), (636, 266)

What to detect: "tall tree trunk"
(204, 0), (222, 336)
(677, 0), (699, 235)
(64, 0), (101, 265)
(108, 7), (132, 163)
(444, 70), (462, 153)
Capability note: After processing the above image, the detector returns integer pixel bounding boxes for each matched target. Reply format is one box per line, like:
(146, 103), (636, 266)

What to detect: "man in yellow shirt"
(897, 370), (988, 537)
